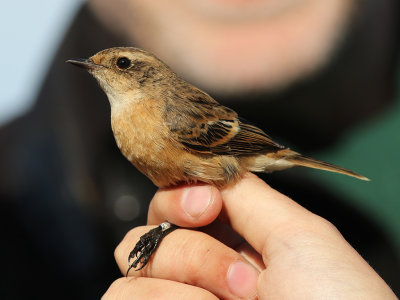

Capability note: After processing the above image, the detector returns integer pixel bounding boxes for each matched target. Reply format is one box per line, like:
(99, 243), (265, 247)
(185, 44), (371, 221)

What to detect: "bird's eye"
(116, 57), (131, 69)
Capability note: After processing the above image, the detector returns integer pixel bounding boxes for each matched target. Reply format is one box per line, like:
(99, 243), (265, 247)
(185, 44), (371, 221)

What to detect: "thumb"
(220, 173), (337, 257)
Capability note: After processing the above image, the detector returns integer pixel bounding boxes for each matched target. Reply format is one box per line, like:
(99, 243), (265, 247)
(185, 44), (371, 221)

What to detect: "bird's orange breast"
(110, 99), (244, 187)
(110, 99), (189, 186)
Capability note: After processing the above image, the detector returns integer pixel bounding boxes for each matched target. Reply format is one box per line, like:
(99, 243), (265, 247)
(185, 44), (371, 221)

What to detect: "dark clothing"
(1, 4), (399, 298)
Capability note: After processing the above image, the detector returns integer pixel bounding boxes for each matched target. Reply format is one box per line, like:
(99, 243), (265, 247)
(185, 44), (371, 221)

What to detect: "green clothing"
(310, 58), (400, 254)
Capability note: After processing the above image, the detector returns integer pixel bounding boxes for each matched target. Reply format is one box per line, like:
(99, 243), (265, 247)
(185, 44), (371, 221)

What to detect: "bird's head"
(67, 47), (173, 108)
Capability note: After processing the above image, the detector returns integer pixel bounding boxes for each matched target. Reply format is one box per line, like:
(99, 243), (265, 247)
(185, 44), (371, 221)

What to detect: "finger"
(236, 243), (265, 272)
(200, 219), (244, 249)
(102, 277), (218, 300)
(220, 173), (345, 259)
(222, 173), (397, 299)
(115, 226), (259, 300)
(147, 183), (223, 227)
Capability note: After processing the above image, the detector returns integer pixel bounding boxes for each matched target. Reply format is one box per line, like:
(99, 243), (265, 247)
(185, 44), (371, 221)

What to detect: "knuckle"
(311, 215), (340, 234)
(114, 241), (124, 262)
(295, 214), (340, 240)
(114, 232), (131, 261)
(291, 213), (340, 238)
(264, 213), (343, 259)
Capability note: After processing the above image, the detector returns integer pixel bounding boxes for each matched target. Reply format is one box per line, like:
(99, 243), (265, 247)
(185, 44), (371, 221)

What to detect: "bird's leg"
(126, 222), (178, 276)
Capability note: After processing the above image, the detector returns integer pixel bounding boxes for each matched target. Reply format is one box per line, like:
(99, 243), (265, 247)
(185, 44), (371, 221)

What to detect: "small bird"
(67, 47), (368, 273)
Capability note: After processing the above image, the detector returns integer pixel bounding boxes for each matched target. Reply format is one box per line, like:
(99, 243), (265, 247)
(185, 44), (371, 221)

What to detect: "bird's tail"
(279, 149), (370, 181)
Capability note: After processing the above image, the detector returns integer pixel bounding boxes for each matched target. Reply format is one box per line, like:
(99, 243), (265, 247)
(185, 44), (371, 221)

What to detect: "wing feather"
(165, 89), (284, 156)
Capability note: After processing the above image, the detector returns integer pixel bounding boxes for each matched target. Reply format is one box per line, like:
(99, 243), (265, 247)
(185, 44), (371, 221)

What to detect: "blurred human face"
(88, 0), (356, 95)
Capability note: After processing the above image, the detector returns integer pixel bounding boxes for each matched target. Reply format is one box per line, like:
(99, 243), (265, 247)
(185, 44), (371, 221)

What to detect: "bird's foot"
(126, 222), (177, 276)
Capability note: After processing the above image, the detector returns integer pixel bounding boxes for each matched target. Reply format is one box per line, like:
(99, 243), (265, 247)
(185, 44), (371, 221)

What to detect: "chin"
(91, 0), (356, 93)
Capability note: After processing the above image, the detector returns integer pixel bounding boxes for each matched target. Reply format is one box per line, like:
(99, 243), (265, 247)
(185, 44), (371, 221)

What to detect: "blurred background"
(0, 0), (399, 298)
(0, 0), (83, 126)
(0, 0), (82, 126)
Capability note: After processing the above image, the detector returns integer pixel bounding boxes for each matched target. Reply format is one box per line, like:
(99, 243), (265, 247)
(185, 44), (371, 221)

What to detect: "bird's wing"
(218, 118), (285, 155)
(166, 92), (284, 155)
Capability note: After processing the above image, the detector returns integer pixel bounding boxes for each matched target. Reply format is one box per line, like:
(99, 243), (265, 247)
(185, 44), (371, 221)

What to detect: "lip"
(187, 0), (298, 21)
(66, 58), (99, 70)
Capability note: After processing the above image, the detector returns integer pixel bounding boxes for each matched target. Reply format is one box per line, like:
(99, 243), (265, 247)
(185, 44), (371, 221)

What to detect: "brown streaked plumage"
(67, 47), (369, 273)
(67, 47), (369, 188)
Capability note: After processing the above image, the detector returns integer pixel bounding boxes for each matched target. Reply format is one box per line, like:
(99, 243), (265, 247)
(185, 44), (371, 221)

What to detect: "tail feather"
(280, 150), (369, 181)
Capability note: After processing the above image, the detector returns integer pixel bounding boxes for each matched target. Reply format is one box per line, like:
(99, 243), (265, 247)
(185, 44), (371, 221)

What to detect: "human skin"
(103, 173), (397, 299)
(87, 1), (396, 298)
(88, 0), (356, 94)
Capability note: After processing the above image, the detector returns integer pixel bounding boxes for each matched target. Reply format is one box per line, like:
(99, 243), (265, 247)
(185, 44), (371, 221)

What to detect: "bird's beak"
(66, 58), (99, 70)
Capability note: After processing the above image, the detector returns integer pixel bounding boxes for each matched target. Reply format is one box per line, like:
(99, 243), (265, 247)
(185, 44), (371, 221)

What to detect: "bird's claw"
(126, 222), (177, 276)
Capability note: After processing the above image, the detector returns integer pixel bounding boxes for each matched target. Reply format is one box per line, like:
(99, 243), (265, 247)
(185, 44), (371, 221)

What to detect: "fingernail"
(227, 261), (258, 298)
(181, 185), (212, 218)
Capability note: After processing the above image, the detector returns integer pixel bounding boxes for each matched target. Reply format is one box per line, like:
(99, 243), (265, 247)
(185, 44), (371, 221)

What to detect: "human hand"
(103, 173), (397, 299)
